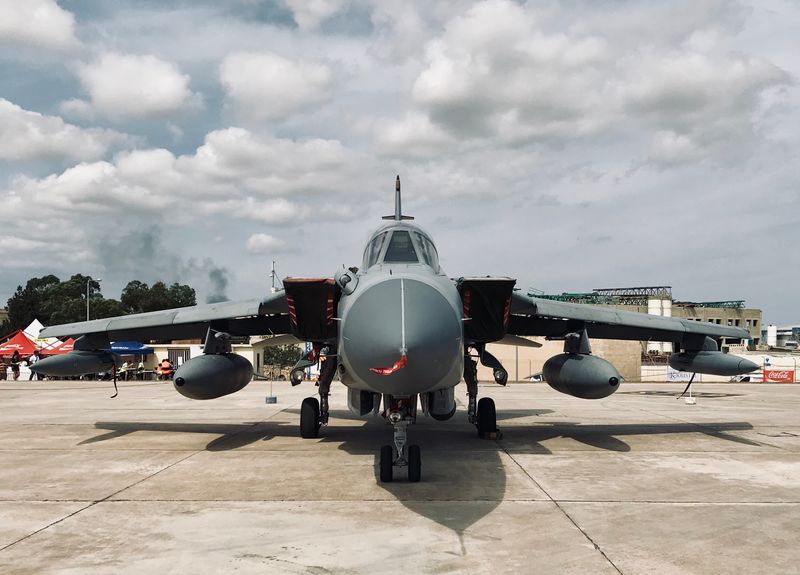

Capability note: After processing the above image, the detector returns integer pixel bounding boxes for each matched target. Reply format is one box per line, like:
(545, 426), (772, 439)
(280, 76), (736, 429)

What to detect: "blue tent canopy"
(106, 341), (154, 355)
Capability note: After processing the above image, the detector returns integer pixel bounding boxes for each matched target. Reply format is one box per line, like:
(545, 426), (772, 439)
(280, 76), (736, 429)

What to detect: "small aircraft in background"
(34, 177), (756, 482)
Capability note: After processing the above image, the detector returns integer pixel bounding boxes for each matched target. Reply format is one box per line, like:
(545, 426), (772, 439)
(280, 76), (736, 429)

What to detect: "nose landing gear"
(379, 396), (421, 482)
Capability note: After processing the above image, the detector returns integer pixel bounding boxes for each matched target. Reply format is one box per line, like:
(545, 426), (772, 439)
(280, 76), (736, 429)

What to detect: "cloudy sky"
(0, 0), (797, 323)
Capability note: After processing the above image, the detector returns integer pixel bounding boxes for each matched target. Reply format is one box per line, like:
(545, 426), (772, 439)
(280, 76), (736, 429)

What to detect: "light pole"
(86, 277), (102, 321)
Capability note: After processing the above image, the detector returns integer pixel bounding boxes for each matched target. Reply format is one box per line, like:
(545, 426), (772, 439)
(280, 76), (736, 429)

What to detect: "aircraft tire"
(477, 397), (497, 438)
(379, 445), (393, 482)
(407, 444), (421, 482)
(300, 397), (320, 438)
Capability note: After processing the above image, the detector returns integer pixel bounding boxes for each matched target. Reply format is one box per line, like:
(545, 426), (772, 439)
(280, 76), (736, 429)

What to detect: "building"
(762, 325), (800, 349)
(0, 308), (8, 327)
(145, 337), (300, 379)
(477, 337), (641, 383)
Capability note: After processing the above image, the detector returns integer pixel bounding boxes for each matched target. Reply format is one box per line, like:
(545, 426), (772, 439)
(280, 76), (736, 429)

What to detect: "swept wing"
(508, 292), (750, 344)
(38, 292), (290, 342)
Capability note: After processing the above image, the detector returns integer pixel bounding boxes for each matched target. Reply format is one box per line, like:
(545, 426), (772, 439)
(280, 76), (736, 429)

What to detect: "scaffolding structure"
(532, 286), (746, 309)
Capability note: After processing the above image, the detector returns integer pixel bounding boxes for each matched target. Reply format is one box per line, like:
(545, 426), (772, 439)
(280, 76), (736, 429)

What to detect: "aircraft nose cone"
(341, 278), (462, 394)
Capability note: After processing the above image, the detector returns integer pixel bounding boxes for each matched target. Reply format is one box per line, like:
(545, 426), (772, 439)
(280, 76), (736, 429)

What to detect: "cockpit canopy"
(362, 225), (440, 271)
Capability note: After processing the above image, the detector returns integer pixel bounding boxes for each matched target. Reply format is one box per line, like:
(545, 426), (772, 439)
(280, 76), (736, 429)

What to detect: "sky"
(0, 0), (797, 324)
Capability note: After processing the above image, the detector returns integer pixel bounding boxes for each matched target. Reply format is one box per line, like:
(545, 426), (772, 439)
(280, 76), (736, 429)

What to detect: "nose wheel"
(379, 396), (421, 482)
(379, 437), (421, 483)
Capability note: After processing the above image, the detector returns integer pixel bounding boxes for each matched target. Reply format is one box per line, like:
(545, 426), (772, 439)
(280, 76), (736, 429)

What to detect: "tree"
(6, 275), (60, 329)
(121, 280), (196, 314)
(121, 280), (150, 314)
(5, 275), (197, 330)
(263, 345), (303, 367)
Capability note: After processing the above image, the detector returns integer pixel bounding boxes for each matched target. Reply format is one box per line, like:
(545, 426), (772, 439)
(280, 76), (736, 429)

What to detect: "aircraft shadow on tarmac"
(83, 410), (755, 540)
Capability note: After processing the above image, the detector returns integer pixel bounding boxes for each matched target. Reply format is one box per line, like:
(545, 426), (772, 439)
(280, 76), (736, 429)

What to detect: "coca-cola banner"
(763, 369), (795, 383)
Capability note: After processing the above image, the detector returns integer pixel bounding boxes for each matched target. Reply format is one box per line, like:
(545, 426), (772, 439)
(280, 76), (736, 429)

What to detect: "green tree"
(7, 275), (60, 329)
(5, 275), (197, 330)
(263, 345), (303, 367)
(120, 280), (150, 313)
(121, 280), (196, 313)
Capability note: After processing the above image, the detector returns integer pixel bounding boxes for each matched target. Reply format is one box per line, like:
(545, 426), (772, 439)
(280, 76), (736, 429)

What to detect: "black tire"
(379, 445), (393, 482)
(407, 444), (421, 482)
(477, 397), (497, 437)
(300, 397), (320, 438)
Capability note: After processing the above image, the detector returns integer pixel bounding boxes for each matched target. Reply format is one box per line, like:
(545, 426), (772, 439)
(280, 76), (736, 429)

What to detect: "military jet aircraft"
(34, 177), (757, 482)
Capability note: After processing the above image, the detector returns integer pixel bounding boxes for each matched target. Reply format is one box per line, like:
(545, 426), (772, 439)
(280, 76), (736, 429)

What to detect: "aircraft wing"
(38, 291), (290, 342)
(508, 292), (750, 344)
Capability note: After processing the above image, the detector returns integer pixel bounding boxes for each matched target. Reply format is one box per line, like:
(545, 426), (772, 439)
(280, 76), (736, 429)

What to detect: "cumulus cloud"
(410, 0), (790, 165)
(220, 52), (332, 122)
(77, 53), (198, 121)
(0, 0), (78, 51)
(246, 233), (288, 254)
(4, 128), (363, 225)
(58, 98), (95, 121)
(0, 98), (130, 162)
(285, 0), (347, 30)
(1, 0), (799, 322)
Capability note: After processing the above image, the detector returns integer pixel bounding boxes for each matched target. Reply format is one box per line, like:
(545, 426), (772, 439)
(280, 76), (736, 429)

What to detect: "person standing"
(28, 350), (41, 380)
(10, 351), (21, 381)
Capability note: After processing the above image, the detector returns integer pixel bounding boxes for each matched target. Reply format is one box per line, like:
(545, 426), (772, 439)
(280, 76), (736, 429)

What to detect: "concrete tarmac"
(0, 379), (798, 574)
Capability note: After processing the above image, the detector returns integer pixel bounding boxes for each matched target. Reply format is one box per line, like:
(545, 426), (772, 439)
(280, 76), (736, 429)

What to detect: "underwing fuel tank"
(173, 354), (253, 400)
(31, 350), (121, 377)
(543, 353), (622, 399)
(668, 351), (758, 377)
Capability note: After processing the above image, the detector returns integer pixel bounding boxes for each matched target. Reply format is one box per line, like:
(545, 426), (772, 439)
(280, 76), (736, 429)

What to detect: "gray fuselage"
(337, 221), (464, 396)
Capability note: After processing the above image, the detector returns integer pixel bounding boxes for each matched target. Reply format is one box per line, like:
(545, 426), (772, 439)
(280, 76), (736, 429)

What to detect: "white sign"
(667, 367), (695, 382)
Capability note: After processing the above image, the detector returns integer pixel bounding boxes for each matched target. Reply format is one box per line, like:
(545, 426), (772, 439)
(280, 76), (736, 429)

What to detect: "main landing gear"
(379, 396), (421, 483)
(298, 346), (337, 439)
(464, 354), (500, 439)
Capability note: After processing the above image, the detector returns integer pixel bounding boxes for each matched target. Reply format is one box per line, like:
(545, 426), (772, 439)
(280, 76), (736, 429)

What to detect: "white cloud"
(285, 0), (347, 30)
(369, 112), (454, 156)
(58, 98), (95, 121)
(3, 128), (365, 226)
(202, 197), (310, 225)
(0, 98), (130, 162)
(77, 53), (198, 121)
(219, 52), (332, 122)
(409, 0), (790, 166)
(246, 233), (288, 254)
(0, 0), (78, 51)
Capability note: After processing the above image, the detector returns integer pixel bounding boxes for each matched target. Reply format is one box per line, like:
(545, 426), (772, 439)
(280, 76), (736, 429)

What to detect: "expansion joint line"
(0, 449), (199, 554)
(0, 410), (289, 554)
(500, 445), (624, 575)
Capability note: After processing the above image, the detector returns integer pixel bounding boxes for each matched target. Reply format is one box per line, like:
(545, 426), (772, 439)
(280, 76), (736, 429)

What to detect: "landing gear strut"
(464, 352), (500, 439)
(299, 345), (338, 438)
(379, 396), (421, 482)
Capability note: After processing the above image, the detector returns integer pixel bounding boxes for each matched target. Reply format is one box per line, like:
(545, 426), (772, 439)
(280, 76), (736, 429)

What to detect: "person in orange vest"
(157, 358), (174, 380)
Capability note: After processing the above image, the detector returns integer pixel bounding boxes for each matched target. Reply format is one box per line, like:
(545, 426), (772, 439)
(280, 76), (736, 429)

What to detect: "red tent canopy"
(42, 338), (75, 355)
(0, 331), (39, 358)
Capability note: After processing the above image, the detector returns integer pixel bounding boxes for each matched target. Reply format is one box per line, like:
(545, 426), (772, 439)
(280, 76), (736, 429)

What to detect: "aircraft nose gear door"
(379, 395), (421, 483)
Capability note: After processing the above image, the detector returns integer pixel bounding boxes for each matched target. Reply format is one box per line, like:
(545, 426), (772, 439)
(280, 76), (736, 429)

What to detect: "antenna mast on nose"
(382, 175), (414, 221)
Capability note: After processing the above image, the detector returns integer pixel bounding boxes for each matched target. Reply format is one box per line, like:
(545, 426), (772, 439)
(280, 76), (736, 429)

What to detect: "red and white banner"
(763, 369), (795, 383)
